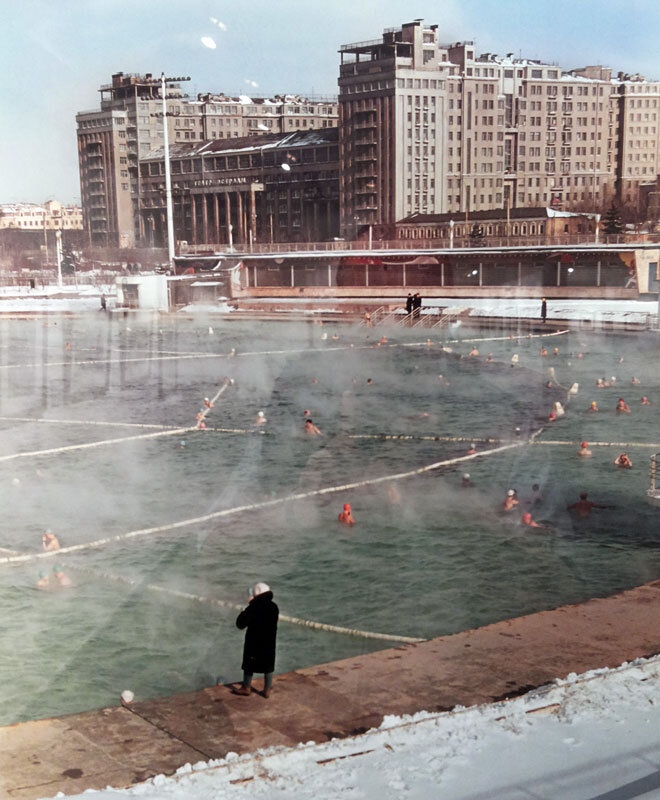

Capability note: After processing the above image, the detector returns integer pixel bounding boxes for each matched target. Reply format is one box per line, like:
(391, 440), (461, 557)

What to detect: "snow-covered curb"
(52, 654), (660, 799)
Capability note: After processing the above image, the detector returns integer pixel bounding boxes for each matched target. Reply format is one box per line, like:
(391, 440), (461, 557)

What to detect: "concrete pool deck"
(3, 578), (660, 799)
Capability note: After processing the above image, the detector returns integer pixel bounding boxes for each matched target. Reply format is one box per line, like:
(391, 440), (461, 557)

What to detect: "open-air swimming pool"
(0, 313), (659, 725)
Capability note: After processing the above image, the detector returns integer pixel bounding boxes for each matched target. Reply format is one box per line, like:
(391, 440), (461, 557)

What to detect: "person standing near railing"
(412, 292), (422, 320)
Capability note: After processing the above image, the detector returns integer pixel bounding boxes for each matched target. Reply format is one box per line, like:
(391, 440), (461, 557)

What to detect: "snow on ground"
(0, 284), (657, 324)
(51, 655), (660, 800)
(236, 295), (660, 325)
(0, 283), (114, 312)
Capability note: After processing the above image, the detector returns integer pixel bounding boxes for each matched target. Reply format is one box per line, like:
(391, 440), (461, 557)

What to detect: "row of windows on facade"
(173, 119), (333, 140)
(162, 104), (335, 116)
(410, 190), (602, 209)
(398, 221), (551, 237)
(140, 147), (338, 177)
(4, 219), (80, 227)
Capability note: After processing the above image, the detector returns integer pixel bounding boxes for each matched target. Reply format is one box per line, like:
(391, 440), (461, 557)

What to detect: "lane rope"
(0, 331), (568, 372)
(444, 329), (570, 345)
(76, 565), (425, 644)
(348, 434), (507, 444)
(0, 440), (527, 567)
(0, 547), (423, 644)
(0, 427), (193, 463)
(0, 416), (264, 436)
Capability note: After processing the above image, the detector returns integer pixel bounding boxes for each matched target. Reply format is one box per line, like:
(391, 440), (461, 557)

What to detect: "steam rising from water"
(0, 316), (659, 724)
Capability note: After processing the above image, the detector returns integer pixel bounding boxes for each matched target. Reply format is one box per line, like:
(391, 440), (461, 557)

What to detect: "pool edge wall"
(3, 575), (660, 799)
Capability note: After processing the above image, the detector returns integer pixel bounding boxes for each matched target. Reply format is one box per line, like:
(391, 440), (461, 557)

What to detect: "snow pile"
(178, 302), (238, 314)
(462, 296), (658, 324)
(51, 655), (660, 800)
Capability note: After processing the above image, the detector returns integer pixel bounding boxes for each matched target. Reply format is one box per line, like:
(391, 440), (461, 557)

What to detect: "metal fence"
(179, 233), (659, 256)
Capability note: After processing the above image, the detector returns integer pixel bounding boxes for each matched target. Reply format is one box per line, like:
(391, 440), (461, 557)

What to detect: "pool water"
(0, 314), (659, 725)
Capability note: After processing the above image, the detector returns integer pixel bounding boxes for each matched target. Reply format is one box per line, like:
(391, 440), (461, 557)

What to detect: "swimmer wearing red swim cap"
(338, 503), (355, 525)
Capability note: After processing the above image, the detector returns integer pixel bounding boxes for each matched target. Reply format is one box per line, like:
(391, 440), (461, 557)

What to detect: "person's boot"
(231, 684), (251, 696)
(262, 687), (271, 698)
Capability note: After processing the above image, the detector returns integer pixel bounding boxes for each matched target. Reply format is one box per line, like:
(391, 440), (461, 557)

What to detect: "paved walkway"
(3, 578), (660, 799)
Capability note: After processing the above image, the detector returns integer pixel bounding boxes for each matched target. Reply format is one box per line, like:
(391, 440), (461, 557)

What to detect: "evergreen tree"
(60, 246), (77, 275)
(469, 223), (485, 241)
(602, 202), (623, 235)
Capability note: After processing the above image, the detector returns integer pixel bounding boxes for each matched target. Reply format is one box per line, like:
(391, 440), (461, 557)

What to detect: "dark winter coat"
(236, 591), (279, 674)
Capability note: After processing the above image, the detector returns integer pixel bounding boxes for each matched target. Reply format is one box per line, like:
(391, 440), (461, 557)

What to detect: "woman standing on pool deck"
(233, 583), (279, 699)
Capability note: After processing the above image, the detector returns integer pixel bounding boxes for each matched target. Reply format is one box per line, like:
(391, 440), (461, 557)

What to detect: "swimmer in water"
(42, 531), (60, 552)
(331, 334), (339, 341)
(303, 409), (311, 417)
(461, 473), (473, 488)
(36, 570), (49, 590)
(567, 492), (612, 518)
(539, 347), (548, 357)
(468, 347), (479, 357)
(587, 401), (599, 412)
(615, 398), (631, 413)
(203, 397), (214, 409)
(502, 489), (519, 512)
(52, 565), (72, 588)
(511, 354), (519, 366)
(466, 442), (477, 455)
(485, 353), (494, 363)
(255, 411), (267, 426)
(366, 378), (373, 385)
(378, 335), (388, 345)
(304, 419), (323, 436)
(577, 352), (583, 359)
(198, 420), (206, 430)
(338, 503), (355, 525)
(631, 377), (640, 385)
(614, 452), (632, 469)
(610, 376), (617, 386)
(553, 347), (559, 356)
(642, 396), (651, 405)
(578, 441), (592, 457)
(548, 411), (557, 422)
(521, 512), (547, 529)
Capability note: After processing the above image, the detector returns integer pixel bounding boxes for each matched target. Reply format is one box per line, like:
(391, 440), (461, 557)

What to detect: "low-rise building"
(0, 201), (82, 230)
(376, 207), (598, 246)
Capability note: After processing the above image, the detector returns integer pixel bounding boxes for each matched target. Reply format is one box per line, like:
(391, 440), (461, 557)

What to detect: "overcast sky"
(1, 0), (658, 204)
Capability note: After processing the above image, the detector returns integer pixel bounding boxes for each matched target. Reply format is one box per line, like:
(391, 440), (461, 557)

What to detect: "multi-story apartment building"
(76, 73), (337, 247)
(616, 75), (660, 209)
(339, 20), (660, 236)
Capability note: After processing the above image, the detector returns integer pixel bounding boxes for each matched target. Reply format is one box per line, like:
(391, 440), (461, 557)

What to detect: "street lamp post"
(161, 73), (176, 273)
(55, 230), (63, 288)
(149, 74), (190, 272)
